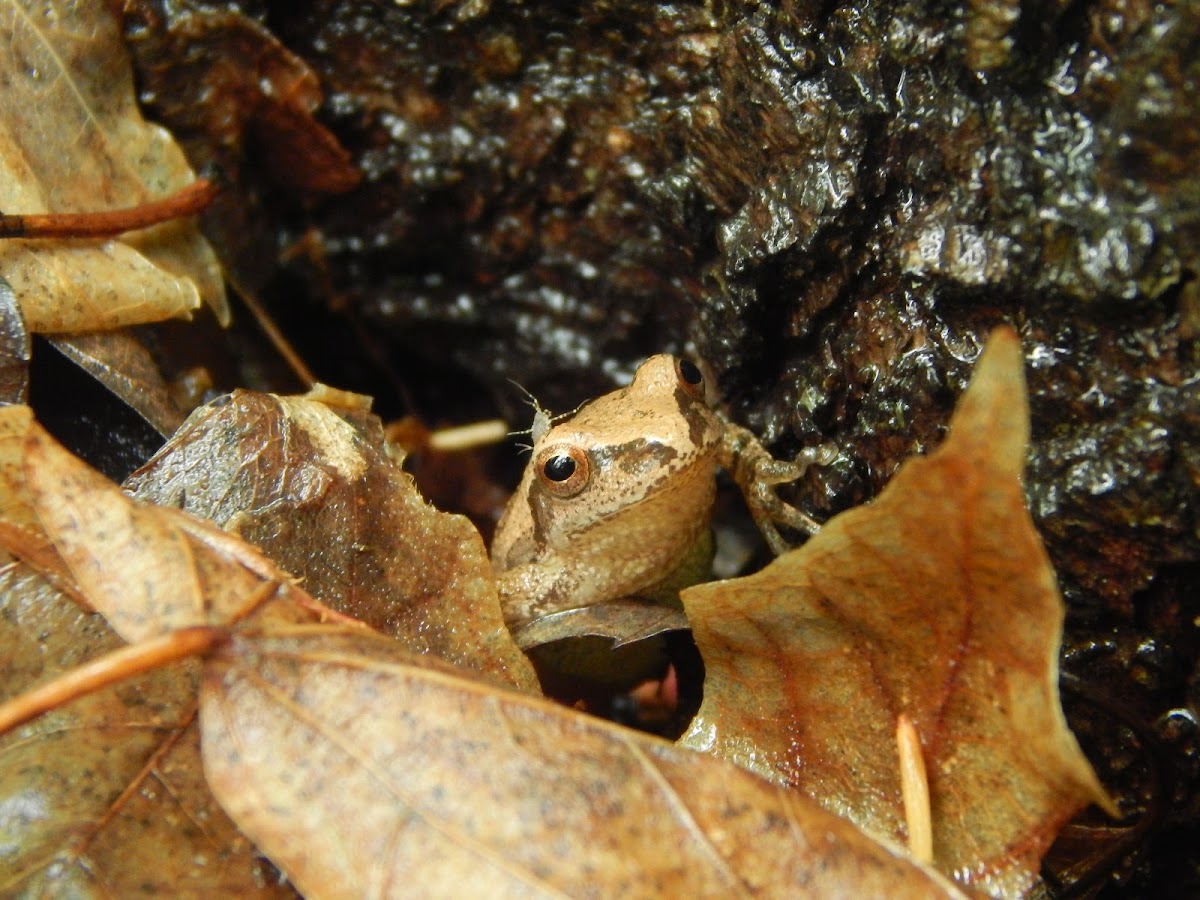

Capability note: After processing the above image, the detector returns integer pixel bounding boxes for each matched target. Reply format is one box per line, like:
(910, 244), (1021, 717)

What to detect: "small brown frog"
(492, 355), (835, 630)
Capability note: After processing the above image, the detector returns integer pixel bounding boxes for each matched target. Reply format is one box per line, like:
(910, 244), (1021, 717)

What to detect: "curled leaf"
(125, 389), (538, 691)
(512, 599), (690, 650)
(0, 404), (309, 642)
(48, 330), (190, 437)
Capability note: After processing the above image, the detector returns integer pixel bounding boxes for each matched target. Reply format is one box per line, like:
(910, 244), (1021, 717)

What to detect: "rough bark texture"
(121, 0), (1197, 894)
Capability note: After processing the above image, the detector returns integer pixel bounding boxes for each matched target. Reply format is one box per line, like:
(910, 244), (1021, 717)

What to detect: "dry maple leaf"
(0, 1), (227, 331)
(678, 328), (1114, 897)
(0, 407), (965, 898)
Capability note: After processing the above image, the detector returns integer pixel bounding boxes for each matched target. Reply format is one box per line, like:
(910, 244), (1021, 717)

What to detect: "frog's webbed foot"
(720, 422), (837, 555)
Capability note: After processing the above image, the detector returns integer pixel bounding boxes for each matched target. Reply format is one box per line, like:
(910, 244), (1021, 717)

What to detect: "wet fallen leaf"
(48, 329), (190, 437)
(0, 404), (316, 643)
(0, 406), (331, 895)
(29, 330), (187, 483)
(0, 276), (30, 403)
(0, 550), (295, 898)
(0, 1), (227, 331)
(678, 328), (1113, 897)
(200, 625), (965, 899)
(0, 408), (964, 898)
(124, 388), (537, 691)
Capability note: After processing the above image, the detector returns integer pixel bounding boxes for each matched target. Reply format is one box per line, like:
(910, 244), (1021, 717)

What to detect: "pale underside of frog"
(491, 355), (836, 635)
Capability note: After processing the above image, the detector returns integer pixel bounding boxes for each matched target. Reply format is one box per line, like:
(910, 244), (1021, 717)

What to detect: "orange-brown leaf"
(0, 404), (76, 590)
(200, 626), (965, 899)
(679, 328), (1112, 896)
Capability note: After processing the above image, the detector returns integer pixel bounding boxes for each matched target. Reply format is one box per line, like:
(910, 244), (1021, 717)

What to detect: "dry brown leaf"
(0, 404), (76, 588)
(0, 550), (294, 898)
(200, 625), (965, 899)
(0, 405), (965, 897)
(0, 403), (315, 642)
(678, 328), (1113, 897)
(0, 1), (227, 331)
(125, 389), (538, 692)
(0, 409), (328, 895)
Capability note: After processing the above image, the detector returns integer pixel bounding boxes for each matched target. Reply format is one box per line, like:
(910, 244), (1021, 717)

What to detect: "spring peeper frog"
(492, 355), (835, 630)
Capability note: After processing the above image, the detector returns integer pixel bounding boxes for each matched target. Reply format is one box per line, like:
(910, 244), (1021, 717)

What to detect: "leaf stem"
(0, 179), (219, 240)
(0, 626), (222, 736)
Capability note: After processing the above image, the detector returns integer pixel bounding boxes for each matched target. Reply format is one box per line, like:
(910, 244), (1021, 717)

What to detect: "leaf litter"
(123, 388), (538, 692)
(0, 0), (226, 332)
(0, 549), (294, 898)
(0, 399), (961, 897)
(0, 330), (1115, 897)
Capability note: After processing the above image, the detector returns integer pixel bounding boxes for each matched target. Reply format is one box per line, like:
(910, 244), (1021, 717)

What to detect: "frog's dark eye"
(534, 444), (591, 498)
(675, 357), (706, 400)
(544, 455), (576, 481)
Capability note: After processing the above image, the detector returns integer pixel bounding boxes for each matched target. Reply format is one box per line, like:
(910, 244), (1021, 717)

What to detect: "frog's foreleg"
(719, 421), (837, 555)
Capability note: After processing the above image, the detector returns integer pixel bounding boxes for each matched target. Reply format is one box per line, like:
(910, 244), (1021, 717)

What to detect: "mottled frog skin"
(492, 355), (834, 629)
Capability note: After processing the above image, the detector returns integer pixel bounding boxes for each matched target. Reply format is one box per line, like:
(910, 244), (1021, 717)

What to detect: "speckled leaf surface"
(680, 329), (1113, 897)
(125, 389), (538, 693)
(0, 407), (963, 898)
(200, 625), (964, 900)
(0, 553), (297, 898)
(0, 405), (307, 643)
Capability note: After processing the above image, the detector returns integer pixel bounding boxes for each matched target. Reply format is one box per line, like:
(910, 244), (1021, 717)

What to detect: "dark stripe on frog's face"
(591, 438), (680, 481)
(526, 475), (549, 551)
(675, 384), (713, 450)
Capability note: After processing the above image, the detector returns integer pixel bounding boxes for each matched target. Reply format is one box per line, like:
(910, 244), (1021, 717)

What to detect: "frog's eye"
(534, 444), (591, 498)
(675, 357), (706, 400)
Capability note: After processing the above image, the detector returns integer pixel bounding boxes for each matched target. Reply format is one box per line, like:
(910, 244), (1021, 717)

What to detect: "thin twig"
(0, 179), (219, 240)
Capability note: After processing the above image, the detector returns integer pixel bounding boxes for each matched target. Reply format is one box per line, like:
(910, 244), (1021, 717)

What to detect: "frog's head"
(494, 355), (724, 564)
